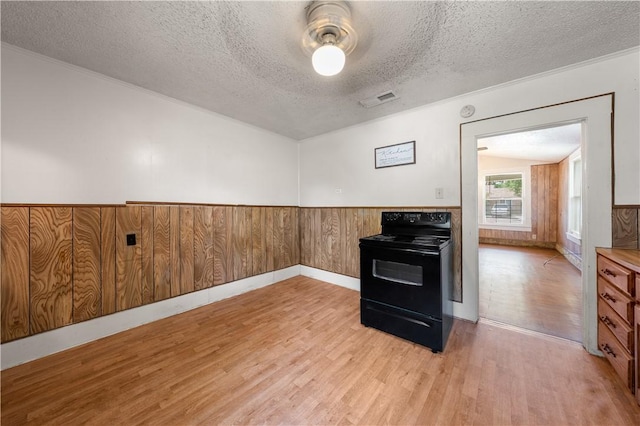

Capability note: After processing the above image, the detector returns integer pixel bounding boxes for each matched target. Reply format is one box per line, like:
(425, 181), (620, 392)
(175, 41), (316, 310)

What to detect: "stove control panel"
(381, 211), (450, 226)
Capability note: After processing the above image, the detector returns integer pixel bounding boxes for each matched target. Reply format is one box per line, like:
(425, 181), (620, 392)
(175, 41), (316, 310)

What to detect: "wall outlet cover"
(126, 234), (136, 246)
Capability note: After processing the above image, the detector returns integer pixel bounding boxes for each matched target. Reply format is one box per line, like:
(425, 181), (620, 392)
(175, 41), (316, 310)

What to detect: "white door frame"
(458, 95), (613, 354)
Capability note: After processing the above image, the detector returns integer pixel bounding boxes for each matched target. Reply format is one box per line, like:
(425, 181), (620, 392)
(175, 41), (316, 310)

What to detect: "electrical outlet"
(335, 188), (342, 194)
(435, 188), (444, 199)
(126, 234), (137, 246)
(531, 234), (537, 240)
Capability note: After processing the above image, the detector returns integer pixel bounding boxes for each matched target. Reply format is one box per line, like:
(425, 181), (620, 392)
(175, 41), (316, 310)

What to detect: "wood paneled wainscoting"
(612, 206), (640, 249)
(0, 203), (299, 343)
(299, 207), (462, 302)
(480, 163), (558, 248)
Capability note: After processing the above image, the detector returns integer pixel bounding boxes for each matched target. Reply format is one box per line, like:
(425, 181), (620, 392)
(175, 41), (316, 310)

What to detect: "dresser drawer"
(598, 321), (634, 391)
(635, 304), (640, 404)
(598, 298), (634, 352)
(598, 277), (634, 324)
(598, 255), (634, 296)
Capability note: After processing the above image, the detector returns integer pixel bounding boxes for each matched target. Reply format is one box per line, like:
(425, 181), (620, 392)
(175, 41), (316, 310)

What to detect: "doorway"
(476, 123), (583, 341)
(458, 95), (613, 354)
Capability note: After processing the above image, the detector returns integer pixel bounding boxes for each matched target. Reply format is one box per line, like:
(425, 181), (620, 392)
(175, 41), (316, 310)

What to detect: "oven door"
(359, 244), (442, 317)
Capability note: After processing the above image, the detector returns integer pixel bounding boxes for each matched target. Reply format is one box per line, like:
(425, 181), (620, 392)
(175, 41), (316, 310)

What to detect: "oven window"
(372, 260), (423, 286)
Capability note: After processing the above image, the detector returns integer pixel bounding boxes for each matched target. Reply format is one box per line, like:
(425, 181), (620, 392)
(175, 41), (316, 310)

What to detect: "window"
(483, 173), (524, 225)
(568, 153), (582, 241)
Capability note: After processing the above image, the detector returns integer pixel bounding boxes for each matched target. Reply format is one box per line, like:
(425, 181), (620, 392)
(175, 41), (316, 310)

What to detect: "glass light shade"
(312, 44), (346, 76)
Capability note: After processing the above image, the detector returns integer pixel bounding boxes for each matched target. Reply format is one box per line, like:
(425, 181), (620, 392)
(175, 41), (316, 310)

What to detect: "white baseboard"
(0, 266), (300, 370)
(300, 266), (360, 291)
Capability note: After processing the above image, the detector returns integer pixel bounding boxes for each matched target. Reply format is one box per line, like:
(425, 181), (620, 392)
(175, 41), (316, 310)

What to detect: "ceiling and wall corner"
(1, 1), (638, 140)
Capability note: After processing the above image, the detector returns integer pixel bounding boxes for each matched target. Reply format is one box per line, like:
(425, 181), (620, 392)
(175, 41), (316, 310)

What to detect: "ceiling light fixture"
(303, 1), (357, 77)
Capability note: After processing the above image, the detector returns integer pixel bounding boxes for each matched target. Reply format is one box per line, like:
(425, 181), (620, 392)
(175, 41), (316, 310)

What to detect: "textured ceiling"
(2, 1), (639, 140)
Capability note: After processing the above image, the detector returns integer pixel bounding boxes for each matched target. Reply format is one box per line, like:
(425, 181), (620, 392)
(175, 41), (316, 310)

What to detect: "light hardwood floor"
(479, 244), (582, 342)
(2, 276), (638, 425)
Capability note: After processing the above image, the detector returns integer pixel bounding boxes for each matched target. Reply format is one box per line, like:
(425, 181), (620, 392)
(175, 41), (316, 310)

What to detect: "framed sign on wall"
(375, 140), (416, 169)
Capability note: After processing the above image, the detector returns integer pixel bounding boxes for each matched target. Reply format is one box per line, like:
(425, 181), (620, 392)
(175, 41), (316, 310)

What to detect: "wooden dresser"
(596, 248), (640, 404)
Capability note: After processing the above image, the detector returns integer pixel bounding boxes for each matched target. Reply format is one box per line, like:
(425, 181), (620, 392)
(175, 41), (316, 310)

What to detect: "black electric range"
(359, 211), (454, 352)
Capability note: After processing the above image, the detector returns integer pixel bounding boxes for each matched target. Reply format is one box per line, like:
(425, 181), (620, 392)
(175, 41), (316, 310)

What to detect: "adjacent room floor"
(479, 244), (582, 342)
(3, 276), (638, 425)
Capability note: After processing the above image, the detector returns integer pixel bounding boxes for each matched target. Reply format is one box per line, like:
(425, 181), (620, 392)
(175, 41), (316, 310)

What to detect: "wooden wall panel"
(251, 207), (267, 276)
(282, 207), (294, 268)
(299, 208), (310, 267)
(0, 202), (477, 341)
(290, 207), (298, 266)
(180, 206), (195, 295)
(170, 206), (181, 297)
(612, 208), (639, 249)
(291, 207), (300, 267)
(140, 206), (154, 305)
(194, 206), (214, 290)
(330, 209), (344, 273)
(535, 165), (546, 241)
(344, 208), (360, 278)
(273, 207), (296, 270)
(320, 209), (332, 272)
(30, 207), (73, 333)
(116, 206), (142, 311)
(213, 206), (233, 285)
(548, 165), (559, 242)
(272, 208), (284, 271)
(153, 206), (171, 301)
(265, 207), (275, 272)
(312, 209), (322, 269)
(1, 207), (30, 342)
(449, 208), (463, 302)
(232, 206), (252, 281)
(72, 208), (101, 323)
(100, 207), (117, 315)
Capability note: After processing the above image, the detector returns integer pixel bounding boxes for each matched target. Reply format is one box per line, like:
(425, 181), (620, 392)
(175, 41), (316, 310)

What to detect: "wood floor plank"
(479, 244), (582, 341)
(2, 276), (639, 425)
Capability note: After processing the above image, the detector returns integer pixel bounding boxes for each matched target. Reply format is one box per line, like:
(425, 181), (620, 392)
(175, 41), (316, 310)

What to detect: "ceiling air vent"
(359, 90), (400, 108)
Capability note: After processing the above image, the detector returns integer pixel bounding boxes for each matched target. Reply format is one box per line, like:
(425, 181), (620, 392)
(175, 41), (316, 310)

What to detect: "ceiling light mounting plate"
(302, 0), (358, 57)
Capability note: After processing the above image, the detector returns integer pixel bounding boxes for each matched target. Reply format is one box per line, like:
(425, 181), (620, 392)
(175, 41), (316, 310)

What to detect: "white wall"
(1, 45), (299, 205)
(299, 48), (640, 207)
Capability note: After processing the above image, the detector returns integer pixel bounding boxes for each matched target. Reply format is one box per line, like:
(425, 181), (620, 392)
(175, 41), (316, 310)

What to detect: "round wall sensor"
(460, 105), (475, 118)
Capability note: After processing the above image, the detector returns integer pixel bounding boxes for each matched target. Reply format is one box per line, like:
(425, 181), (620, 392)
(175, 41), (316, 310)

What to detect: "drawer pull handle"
(600, 315), (616, 328)
(600, 292), (617, 303)
(601, 268), (617, 278)
(601, 343), (617, 358)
